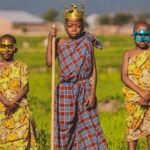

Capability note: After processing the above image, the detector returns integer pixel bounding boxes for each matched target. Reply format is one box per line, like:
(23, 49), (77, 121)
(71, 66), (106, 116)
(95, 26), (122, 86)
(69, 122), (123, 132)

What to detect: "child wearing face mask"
(121, 21), (150, 149)
(0, 34), (37, 149)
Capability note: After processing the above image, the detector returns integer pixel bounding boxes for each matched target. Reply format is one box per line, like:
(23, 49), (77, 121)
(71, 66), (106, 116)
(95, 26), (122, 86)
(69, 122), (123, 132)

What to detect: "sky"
(0, 0), (150, 16)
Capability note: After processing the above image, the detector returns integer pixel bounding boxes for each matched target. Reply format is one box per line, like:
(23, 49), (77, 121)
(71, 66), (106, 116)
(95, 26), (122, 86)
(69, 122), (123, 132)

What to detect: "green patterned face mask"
(133, 29), (150, 42)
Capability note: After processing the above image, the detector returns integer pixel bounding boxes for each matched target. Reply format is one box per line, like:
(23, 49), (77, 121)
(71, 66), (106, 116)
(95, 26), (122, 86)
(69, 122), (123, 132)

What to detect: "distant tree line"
(41, 9), (150, 25)
(99, 12), (150, 25)
(42, 9), (59, 22)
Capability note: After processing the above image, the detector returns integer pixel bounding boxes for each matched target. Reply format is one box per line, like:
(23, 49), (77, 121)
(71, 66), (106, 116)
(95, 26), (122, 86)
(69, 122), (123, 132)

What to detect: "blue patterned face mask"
(133, 29), (150, 42)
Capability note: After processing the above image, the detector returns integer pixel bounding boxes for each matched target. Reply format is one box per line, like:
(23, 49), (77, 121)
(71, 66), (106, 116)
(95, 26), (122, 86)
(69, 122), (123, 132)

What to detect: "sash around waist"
(59, 78), (90, 84)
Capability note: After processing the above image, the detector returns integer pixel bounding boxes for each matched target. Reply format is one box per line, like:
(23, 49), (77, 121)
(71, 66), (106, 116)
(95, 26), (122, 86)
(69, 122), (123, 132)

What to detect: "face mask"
(133, 29), (150, 42)
(0, 40), (16, 52)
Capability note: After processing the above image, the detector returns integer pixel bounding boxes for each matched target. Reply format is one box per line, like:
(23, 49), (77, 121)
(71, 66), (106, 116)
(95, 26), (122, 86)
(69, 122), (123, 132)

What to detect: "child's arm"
(0, 84), (29, 109)
(5, 84), (29, 117)
(121, 50), (150, 103)
(0, 93), (16, 108)
(46, 25), (58, 67)
(121, 51), (142, 94)
(85, 55), (97, 109)
(13, 83), (29, 105)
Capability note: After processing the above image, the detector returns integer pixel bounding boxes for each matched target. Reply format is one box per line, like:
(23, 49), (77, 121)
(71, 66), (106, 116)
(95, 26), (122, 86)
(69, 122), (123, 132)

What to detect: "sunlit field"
(4, 34), (147, 149)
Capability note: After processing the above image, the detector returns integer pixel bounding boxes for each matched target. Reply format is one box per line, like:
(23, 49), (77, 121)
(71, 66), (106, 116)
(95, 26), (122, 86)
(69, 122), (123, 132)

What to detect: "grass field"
(2, 34), (148, 149)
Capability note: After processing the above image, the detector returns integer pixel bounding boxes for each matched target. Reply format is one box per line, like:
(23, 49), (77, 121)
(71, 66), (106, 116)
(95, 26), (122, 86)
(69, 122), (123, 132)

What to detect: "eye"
(7, 45), (14, 49)
(144, 35), (149, 38)
(76, 24), (82, 28)
(0, 44), (6, 48)
(136, 35), (141, 38)
(0, 44), (14, 49)
(143, 34), (150, 38)
(67, 24), (73, 28)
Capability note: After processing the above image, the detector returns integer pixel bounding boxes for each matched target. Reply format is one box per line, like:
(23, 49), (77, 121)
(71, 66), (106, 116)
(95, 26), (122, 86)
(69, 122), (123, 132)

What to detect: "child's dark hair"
(133, 21), (150, 31)
(0, 34), (16, 43)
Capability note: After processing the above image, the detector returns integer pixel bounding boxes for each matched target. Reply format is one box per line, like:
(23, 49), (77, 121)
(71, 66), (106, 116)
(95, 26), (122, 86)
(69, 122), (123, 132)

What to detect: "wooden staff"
(51, 28), (56, 149)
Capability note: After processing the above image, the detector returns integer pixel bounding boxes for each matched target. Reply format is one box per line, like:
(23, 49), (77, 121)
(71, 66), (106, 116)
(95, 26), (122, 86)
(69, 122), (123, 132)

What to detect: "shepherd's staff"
(51, 24), (56, 150)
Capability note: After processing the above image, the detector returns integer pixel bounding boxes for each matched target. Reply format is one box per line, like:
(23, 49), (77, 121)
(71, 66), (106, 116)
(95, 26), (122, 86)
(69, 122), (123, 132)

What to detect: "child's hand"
(138, 98), (148, 107)
(49, 24), (57, 40)
(5, 101), (18, 117)
(140, 89), (150, 101)
(89, 76), (94, 85)
(85, 94), (96, 110)
(3, 100), (17, 109)
(85, 76), (96, 110)
(5, 108), (11, 117)
(5, 107), (16, 118)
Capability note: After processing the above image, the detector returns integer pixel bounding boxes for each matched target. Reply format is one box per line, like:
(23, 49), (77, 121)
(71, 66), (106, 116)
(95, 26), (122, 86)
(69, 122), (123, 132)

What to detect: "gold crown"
(64, 3), (84, 19)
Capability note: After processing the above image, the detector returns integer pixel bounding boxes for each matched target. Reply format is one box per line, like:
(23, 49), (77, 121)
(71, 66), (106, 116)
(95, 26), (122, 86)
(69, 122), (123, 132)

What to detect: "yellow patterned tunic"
(0, 60), (37, 149)
(123, 49), (150, 141)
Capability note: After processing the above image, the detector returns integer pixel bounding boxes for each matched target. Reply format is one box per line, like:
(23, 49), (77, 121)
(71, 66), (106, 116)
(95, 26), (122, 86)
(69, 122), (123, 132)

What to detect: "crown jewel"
(64, 3), (84, 19)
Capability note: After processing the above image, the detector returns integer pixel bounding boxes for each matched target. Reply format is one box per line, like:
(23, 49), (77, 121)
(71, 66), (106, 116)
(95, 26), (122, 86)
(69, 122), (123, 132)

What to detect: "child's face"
(0, 37), (17, 61)
(133, 24), (150, 49)
(65, 18), (84, 39)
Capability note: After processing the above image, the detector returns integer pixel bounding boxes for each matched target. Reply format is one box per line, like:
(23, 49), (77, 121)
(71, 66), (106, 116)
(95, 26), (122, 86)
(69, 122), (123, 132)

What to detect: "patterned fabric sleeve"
(87, 32), (103, 49)
(21, 63), (29, 89)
